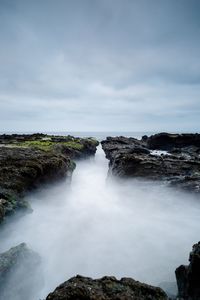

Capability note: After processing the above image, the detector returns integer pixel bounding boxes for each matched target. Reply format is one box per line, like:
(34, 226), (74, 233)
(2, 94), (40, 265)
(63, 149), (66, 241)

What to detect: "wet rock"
(101, 136), (148, 163)
(46, 275), (168, 300)
(0, 134), (99, 160)
(0, 243), (43, 300)
(175, 242), (200, 300)
(0, 134), (99, 221)
(0, 146), (73, 221)
(146, 133), (200, 151)
(54, 138), (99, 160)
(0, 199), (5, 221)
(101, 134), (200, 193)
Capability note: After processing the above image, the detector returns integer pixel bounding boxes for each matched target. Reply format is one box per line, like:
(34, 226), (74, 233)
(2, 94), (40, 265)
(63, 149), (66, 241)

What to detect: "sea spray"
(0, 146), (200, 299)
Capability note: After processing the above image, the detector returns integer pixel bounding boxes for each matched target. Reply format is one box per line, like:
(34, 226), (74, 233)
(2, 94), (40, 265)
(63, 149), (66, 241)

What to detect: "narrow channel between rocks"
(0, 145), (200, 299)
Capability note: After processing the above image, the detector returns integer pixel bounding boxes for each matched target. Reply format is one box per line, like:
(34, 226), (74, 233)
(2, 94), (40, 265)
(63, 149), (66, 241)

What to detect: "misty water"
(1, 145), (200, 299)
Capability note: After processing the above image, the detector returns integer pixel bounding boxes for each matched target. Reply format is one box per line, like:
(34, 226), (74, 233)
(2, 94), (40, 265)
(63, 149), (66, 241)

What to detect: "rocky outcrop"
(0, 134), (99, 221)
(175, 242), (200, 300)
(0, 146), (73, 220)
(146, 133), (200, 150)
(101, 134), (200, 193)
(101, 136), (148, 163)
(0, 243), (43, 300)
(46, 275), (167, 300)
(54, 137), (99, 160)
(0, 133), (99, 160)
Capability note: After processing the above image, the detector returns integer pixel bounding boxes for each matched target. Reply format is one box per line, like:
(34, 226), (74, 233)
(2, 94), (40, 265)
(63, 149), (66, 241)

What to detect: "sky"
(0, 0), (200, 132)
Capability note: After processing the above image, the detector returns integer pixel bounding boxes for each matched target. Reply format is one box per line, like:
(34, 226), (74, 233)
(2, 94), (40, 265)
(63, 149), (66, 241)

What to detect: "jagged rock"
(146, 133), (200, 150)
(175, 242), (200, 300)
(0, 243), (43, 300)
(101, 136), (148, 162)
(101, 134), (200, 193)
(46, 275), (168, 300)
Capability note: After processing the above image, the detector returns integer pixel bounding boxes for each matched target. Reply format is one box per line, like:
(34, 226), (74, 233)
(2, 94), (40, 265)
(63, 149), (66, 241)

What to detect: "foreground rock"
(46, 275), (167, 300)
(0, 243), (43, 300)
(175, 241), (200, 300)
(0, 134), (99, 221)
(101, 133), (200, 193)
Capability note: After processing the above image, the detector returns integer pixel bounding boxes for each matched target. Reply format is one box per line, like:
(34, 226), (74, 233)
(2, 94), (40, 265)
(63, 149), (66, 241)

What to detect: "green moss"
(15, 140), (53, 151)
(85, 138), (99, 145)
(62, 141), (84, 150)
(14, 140), (84, 151)
(7, 135), (99, 152)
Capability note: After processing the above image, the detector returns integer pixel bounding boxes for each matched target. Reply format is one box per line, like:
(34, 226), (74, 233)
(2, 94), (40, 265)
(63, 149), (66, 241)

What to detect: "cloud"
(0, 0), (200, 132)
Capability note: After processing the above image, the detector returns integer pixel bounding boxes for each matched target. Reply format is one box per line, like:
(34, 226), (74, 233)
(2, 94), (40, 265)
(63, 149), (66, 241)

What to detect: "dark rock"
(147, 133), (200, 151)
(0, 199), (5, 220)
(175, 242), (200, 300)
(46, 275), (167, 300)
(101, 136), (147, 162)
(101, 134), (200, 193)
(142, 135), (148, 141)
(0, 146), (73, 221)
(54, 138), (99, 160)
(0, 243), (43, 300)
(0, 134), (99, 221)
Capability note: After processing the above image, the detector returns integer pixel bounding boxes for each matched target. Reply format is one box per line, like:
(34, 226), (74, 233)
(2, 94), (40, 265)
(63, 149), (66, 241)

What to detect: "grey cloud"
(0, 0), (200, 132)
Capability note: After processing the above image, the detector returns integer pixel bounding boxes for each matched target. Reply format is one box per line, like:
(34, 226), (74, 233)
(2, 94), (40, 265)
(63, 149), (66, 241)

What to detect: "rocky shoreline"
(101, 133), (200, 193)
(0, 132), (200, 299)
(0, 133), (99, 222)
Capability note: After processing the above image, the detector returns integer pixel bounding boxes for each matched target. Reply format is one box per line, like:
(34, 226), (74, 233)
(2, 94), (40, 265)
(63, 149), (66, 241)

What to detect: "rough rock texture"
(175, 242), (200, 300)
(0, 243), (43, 300)
(0, 133), (99, 160)
(146, 133), (200, 150)
(101, 133), (200, 193)
(0, 134), (99, 221)
(46, 275), (168, 300)
(0, 146), (73, 220)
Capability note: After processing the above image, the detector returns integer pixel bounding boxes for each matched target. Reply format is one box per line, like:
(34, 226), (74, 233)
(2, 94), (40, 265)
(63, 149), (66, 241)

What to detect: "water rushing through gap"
(1, 145), (200, 299)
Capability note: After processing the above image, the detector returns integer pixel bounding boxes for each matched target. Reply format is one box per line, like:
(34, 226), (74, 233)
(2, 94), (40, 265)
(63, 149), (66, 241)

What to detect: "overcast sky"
(0, 0), (200, 132)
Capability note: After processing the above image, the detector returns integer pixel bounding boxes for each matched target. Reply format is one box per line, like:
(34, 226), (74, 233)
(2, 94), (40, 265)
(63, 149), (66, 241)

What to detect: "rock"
(0, 147), (73, 220)
(175, 242), (200, 300)
(0, 134), (99, 221)
(0, 243), (43, 300)
(0, 133), (99, 160)
(54, 138), (99, 160)
(146, 133), (200, 150)
(101, 136), (148, 162)
(101, 134), (200, 193)
(46, 275), (167, 300)
(0, 199), (5, 221)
